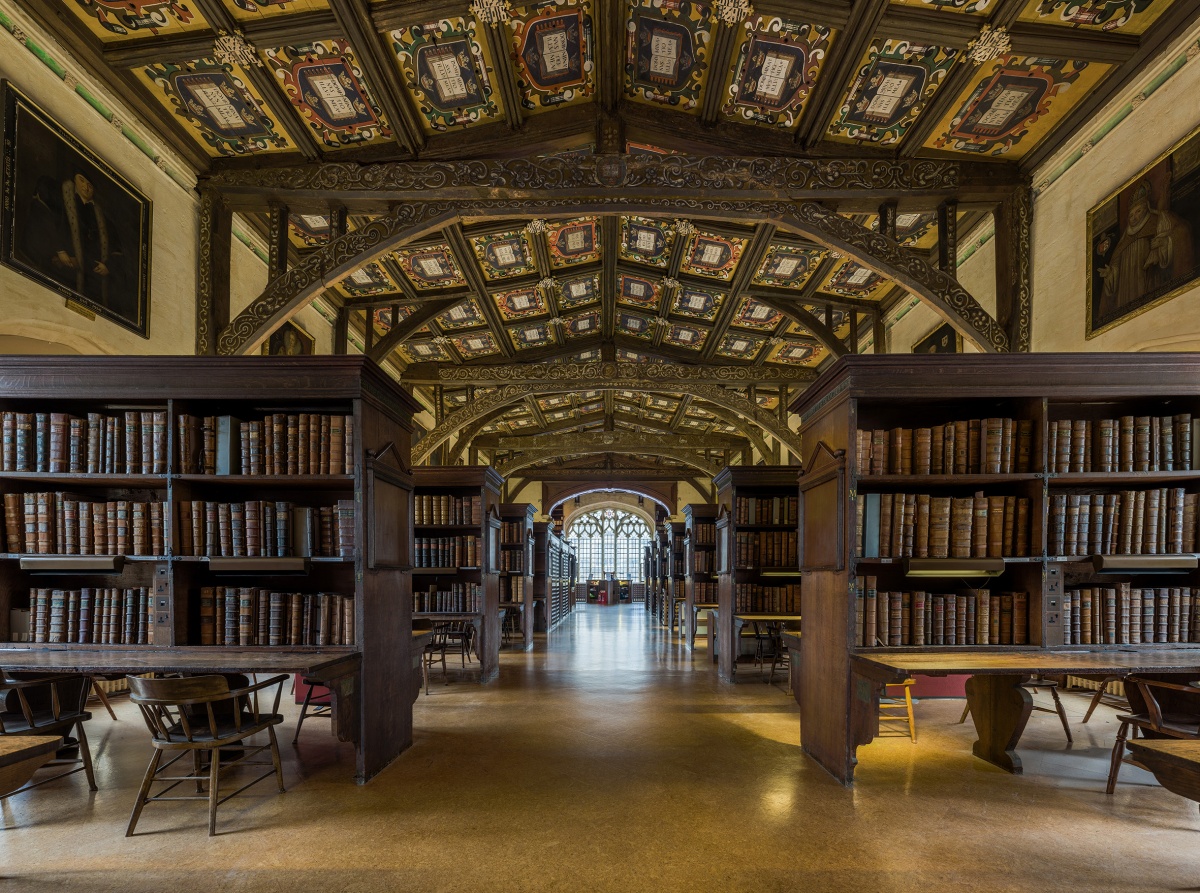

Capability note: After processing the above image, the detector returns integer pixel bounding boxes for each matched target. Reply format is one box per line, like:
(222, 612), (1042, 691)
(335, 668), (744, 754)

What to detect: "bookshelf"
(683, 503), (718, 649)
(713, 467), (802, 682)
(498, 503), (535, 651)
(0, 356), (417, 783)
(412, 467), (503, 683)
(534, 521), (575, 631)
(792, 353), (1200, 782)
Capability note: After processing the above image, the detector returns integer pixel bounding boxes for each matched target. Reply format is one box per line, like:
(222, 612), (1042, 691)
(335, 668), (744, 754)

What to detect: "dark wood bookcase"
(412, 466), (503, 683)
(713, 466), (802, 681)
(791, 354), (1200, 782)
(683, 503), (718, 648)
(0, 356), (417, 782)
(498, 502), (535, 651)
(534, 521), (575, 631)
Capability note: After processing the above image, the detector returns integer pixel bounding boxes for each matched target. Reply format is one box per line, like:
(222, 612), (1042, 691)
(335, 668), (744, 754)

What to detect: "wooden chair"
(879, 679), (917, 742)
(766, 620), (801, 688)
(126, 673), (287, 837)
(291, 678), (332, 744)
(424, 621), (451, 693)
(444, 619), (475, 668)
(1081, 675), (1129, 724)
(1107, 675), (1200, 796)
(0, 673), (97, 795)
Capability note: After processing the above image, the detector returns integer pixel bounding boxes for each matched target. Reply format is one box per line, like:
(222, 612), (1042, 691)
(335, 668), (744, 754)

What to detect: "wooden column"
(994, 184), (1033, 353)
(196, 187), (231, 356)
(267, 201), (289, 282)
(877, 201), (897, 242)
(937, 199), (958, 278)
(334, 307), (349, 355)
(872, 313), (887, 354)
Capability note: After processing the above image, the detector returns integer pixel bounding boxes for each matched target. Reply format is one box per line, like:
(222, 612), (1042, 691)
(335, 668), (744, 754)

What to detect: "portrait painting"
(913, 322), (962, 354)
(0, 81), (151, 337)
(262, 320), (314, 356)
(1087, 124), (1200, 338)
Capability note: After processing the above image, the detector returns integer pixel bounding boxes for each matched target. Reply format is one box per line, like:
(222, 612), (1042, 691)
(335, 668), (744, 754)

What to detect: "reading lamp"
(20, 555), (125, 574)
(1091, 554), (1198, 574)
(903, 558), (1004, 578)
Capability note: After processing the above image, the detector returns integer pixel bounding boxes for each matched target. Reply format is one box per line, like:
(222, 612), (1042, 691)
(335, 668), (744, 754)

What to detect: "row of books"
(1, 410), (167, 475)
(857, 492), (1032, 559)
(733, 531), (798, 569)
(499, 520), (527, 545)
(198, 587), (355, 647)
(498, 549), (524, 572)
(856, 418), (1035, 476)
(414, 536), (481, 568)
(175, 501), (354, 558)
(855, 579), (1029, 647)
(733, 583), (800, 613)
(1062, 585), (1199, 645)
(3, 493), (167, 556)
(1048, 489), (1197, 556)
(499, 575), (526, 601)
(692, 523), (716, 546)
(178, 413), (355, 476)
(1048, 415), (1198, 473)
(692, 581), (717, 603)
(692, 550), (715, 574)
(415, 494), (483, 526)
(734, 495), (798, 526)
(414, 582), (482, 614)
(15, 587), (154, 645)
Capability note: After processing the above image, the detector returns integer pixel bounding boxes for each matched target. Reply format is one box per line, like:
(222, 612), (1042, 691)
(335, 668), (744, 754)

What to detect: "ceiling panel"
(494, 286), (548, 320)
(752, 244), (827, 289)
(1015, 0), (1174, 33)
(670, 285), (725, 321)
(509, 320), (558, 350)
(767, 338), (826, 366)
(624, 0), (714, 113)
(508, 0), (596, 114)
(562, 309), (602, 338)
(452, 331), (501, 358)
(546, 217), (602, 268)
(469, 229), (540, 280)
(819, 258), (893, 301)
(436, 298), (487, 330)
(393, 243), (468, 290)
(715, 332), (765, 360)
(63, 0), (212, 41)
(617, 274), (662, 309)
(224, 0), (329, 22)
(720, 16), (835, 130)
(679, 228), (748, 281)
(556, 274), (602, 308)
(619, 216), (676, 268)
(888, 0), (992, 15)
(662, 323), (708, 349)
(730, 296), (785, 331)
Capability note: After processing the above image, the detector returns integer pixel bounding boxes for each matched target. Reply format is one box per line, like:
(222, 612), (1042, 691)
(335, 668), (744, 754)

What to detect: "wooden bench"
(852, 650), (1200, 775)
(1127, 740), (1200, 808)
(0, 736), (63, 797)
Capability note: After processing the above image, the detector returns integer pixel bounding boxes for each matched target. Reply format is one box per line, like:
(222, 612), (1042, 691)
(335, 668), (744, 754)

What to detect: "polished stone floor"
(2, 603), (1197, 892)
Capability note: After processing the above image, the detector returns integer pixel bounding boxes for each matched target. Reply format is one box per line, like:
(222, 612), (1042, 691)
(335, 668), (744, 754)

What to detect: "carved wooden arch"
(562, 497), (660, 538)
(217, 198), (1008, 357)
(544, 481), (676, 520)
(496, 447), (720, 478)
(412, 380), (799, 465)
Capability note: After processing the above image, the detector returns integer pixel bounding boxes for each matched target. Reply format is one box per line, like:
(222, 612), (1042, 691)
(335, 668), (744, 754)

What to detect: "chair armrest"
(227, 674), (289, 720)
(1137, 678), (1200, 695)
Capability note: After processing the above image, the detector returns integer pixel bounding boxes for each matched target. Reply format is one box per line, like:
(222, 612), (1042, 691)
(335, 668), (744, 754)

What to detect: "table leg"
(322, 673), (361, 746)
(965, 674), (1033, 774)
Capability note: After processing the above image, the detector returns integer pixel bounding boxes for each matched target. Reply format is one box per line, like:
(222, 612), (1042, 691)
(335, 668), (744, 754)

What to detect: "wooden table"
(691, 603), (718, 651)
(0, 735), (62, 797)
(499, 601), (526, 638)
(853, 650), (1200, 774)
(1126, 740), (1200, 805)
(412, 610), (504, 674)
(728, 614), (802, 680)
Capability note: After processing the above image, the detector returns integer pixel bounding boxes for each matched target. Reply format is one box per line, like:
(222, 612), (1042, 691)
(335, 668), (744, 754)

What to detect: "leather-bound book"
(983, 418), (1004, 474)
(319, 415), (331, 475)
(344, 416), (355, 474)
(199, 586), (216, 645)
(975, 590), (991, 645)
(1118, 416), (1134, 471)
(914, 428), (932, 475)
(914, 494), (931, 558)
(1076, 495), (1091, 557)
(329, 415), (345, 475)
(931, 424), (945, 474)
(889, 592), (902, 646)
(237, 588), (255, 646)
(3, 492), (23, 553)
(871, 429), (887, 476)
(971, 495), (989, 559)
(230, 501), (245, 557)
(1155, 589), (1169, 643)
(967, 419), (981, 474)
(218, 502), (233, 558)
(878, 493), (893, 559)
(35, 492), (52, 554)
(864, 576), (877, 647)
(202, 416), (216, 474)
(1064, 495), (1081, 557)
(987, 495), (1005, 558)
(929, 497), (951, 559)
(1144, 489), (1161, 555)
(1175, 413), (1192, 471)
(287, 414), (300, 475)
(244, 499), (261, 558)
(67, 417), (84, 472)
(1134, 416), (1152, 472)
(1096, 418), (1116, 473)
(949, 497), (972, 558)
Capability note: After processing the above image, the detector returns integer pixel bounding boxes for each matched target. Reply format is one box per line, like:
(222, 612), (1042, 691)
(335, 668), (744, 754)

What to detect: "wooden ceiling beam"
(601, 217), (620, 340)
(699, 20), (740, 127)
(751, 294), (849, 359)
(365, 294), (463, 362)
(1019, 0), (1200, 173)
(328, 0), (424, 155)
(446, 223), (515, 358)
(370, 0), (466, 32)
(796, 0), (892, 149)
(597, 0), (623, 112)
(22, 0), (210, 172)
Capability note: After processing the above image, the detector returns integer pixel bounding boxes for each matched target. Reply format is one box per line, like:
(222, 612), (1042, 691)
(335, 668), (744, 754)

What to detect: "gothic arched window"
(566, 508), (652, 582)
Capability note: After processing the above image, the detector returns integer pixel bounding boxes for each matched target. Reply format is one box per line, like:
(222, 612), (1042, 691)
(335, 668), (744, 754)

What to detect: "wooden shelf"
(1048, 470), (1200, 485)
(174, 473), (355, 488)
(0, 471), (167, 487)
(856, 473), (1041, 486)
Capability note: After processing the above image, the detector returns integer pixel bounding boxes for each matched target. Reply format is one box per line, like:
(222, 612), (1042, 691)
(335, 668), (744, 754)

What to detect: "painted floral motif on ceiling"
(494, 286), (547, 320)
(616, 311), (654, 339)
(509, 0), (595, 113)
(619, 216), (675, 267)
(663, 324), (708, 349)
(140, 59), (291, 156)
(338, 261), (393, 297)
(562, 310), (601, 338)
(930, 55), (1105, 158)
(391, 17), (501, 133)
(469, 229), (539, 280)
(828, 39), (958, 145)
(723, 17), (833, 130)
(546, 217), (602, 268)
(679, 229), (747, 281)
(1016, 0), (1169, 32)
(715, 332), (764, 360)
(452, 331), (501, 358)
(67, 0), (209, 40)
(822, 259), (889, 299)
(556, 274), (601, 308)
(262, 40), (392, 150)
(752, 244), (826, 288)
(617, 275), (662, 309)
(624, 0), (713, 112)
(393, 244), (468, 290)
(509, 320), (557, 350)
(730, 297), (784, 331)
(671, 286), (724, 320)
(436, 298), (487, 330)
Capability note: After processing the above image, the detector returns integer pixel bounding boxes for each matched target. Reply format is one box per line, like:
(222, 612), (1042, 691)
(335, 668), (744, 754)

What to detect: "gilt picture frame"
(0, 80), (151, 337)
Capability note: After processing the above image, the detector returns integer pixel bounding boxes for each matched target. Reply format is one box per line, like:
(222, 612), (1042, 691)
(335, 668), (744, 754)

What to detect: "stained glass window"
(566, 508), (652, 582)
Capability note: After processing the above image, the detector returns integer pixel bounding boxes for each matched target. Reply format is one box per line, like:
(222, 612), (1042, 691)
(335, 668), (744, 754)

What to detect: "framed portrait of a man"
(262, 320), (314, 356)
(1087, 124), (1200, 338)
(0, 81), (152, 337)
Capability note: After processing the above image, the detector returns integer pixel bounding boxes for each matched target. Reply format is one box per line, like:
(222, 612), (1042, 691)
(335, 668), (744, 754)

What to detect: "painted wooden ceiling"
(39, 0), (1193, 169)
